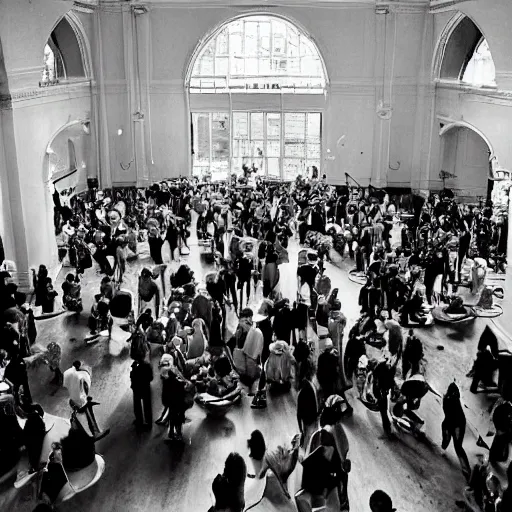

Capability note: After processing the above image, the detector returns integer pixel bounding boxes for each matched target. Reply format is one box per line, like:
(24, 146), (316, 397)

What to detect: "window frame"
(188, 15), (327, 95)
(191, 110), (322, 181)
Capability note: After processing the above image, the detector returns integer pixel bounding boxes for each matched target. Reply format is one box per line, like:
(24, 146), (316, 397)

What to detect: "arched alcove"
(41, 12), (93, 86)
(439, 123), (493, 201)
(186, 14), (328, 182)
(433, 12), (496, 88)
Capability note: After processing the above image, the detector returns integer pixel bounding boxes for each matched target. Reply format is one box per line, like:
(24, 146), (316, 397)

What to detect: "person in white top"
(63, 360), (91, 409)
(62, 360), (109, 440)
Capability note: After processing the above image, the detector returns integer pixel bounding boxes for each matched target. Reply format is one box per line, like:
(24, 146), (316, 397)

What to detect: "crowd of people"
(0, 168), (511, 511)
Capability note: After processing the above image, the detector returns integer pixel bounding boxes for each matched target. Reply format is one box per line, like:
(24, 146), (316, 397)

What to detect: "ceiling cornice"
(429, 0), (474, 14)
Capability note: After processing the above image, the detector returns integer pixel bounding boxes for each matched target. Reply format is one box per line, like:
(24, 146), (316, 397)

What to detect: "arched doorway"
(44, 121), (91, 265)
(186, 14), (328, 182)
(438, 124), (493, 203)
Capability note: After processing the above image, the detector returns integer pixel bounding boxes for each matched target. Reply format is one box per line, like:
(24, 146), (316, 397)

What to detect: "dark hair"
(320, 405), (340, 427)
(14, 291), (27, 307)
(248, 430), (266, 461)
(240, 308), (253, 319)
(66, 273), (75, 282)
(214, 357), (232, 378)
(72, 360), (81, 370)
(224, 452), (247, 488)
(370, 490), (394, 512)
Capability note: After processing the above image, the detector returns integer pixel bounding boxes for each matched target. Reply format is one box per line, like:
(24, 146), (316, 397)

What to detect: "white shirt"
(63, 367), (91, 407)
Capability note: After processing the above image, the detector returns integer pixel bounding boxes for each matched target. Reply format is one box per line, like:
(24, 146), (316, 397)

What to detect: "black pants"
(133, 387), (152, 425)
(441, 421), (471, 481)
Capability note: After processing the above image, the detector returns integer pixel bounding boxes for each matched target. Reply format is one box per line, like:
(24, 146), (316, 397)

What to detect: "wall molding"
(429, 0), (472, 14)
(1, 81), (93, 109)
(436, 81), (512, 105)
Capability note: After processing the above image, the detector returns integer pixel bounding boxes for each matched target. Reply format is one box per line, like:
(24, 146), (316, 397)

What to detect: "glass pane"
(267, 113), (281, 138)
(231, 56), (244, 75)
(307, 113), (321, 141)
(233, 112), (248, 137)
(212, 113), (230, 163)
(233, 139), (249, 159)
(285, 113), (306, 139)
(245, 22), (258, 56)
(259, 22), (271, 56)
(217, 29), (229, 55)
(285, 142), (305, 158)
(283, 158), (304, 180)
(245, 58), (258, 76)
(306, 144), (321, 160)
(251, 140), (264, 158)
(215, 57), (228, 77)
(193, 113), (210, 164)
(198, 49), (214, 76)
(267, 141), (280, 157)
(251, 113), (264, 139)
(267, 158), (280, 177)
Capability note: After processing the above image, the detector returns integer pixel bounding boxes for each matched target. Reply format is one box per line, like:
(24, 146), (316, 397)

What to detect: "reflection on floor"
(0, 229), (498, 512)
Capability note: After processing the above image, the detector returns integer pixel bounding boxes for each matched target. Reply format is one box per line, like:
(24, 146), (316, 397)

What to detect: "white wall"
(0, 0), (95, 271)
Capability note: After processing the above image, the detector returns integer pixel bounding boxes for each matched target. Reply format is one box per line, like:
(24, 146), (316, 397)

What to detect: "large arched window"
(436, 14), (496, 89)
(190, 16), (326, 94)
(40, 15), (88, 86)
(462, 39), (496, 87)
(187, 15), (327, 181)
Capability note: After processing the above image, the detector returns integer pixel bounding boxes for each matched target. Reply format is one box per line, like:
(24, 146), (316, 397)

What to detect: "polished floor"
(0, 223), (499, 512)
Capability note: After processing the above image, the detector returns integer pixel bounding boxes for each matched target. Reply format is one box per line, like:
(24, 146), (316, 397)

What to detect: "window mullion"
(263, 112), (267, 177)
(209, 113), (213, 173)
(281, 111), (285, 181)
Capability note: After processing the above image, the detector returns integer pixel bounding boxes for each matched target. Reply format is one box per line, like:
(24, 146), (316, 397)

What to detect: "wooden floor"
(0, 225), (499, 512)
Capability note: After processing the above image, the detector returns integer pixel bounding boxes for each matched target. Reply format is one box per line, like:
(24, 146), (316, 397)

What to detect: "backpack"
(130, 330), (149, 361)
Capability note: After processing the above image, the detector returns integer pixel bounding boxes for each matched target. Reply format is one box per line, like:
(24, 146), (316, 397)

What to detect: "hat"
(253, 299), (274, 323)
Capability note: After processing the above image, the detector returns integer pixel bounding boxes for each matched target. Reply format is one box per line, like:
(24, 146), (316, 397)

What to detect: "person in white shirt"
(62, 360), (108, 440)
(63, 360), (91, 409)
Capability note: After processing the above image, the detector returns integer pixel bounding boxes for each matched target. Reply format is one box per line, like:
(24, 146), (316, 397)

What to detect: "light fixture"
(117, 128), (123, 136)
(82, 121), (90, 135)
(46, 147), (55, 155)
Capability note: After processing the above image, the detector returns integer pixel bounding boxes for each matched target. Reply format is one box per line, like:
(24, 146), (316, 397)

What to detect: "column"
(371, 6), (395, 188)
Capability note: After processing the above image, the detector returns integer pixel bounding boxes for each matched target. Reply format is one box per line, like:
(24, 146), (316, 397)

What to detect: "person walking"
(441, 382), (471, 482)
(130, 358), (154, 430)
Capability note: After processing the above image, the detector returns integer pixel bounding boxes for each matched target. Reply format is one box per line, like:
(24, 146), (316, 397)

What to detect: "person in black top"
(441, 382), (471, 482)
(130, 359), (154, 430)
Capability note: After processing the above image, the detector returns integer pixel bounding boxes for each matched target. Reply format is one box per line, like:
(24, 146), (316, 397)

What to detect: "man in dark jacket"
(130, 359), (154, 430)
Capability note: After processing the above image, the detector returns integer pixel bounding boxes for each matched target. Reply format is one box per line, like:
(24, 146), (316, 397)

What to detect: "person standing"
(130, 358), (154, 430)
